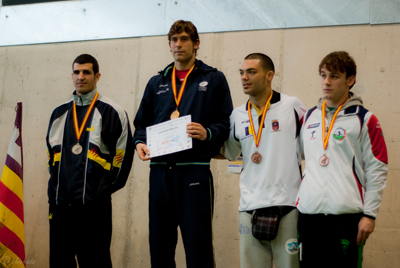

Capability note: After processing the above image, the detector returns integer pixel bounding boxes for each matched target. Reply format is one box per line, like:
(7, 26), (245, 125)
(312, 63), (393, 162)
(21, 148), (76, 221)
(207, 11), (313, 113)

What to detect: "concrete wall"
(0, 23), (399, 267)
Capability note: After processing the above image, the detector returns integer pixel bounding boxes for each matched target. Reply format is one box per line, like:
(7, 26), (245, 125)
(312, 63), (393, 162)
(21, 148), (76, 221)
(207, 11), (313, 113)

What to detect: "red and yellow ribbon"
(247, 91), (273, 148)
(321, 98), (348, 150)
(72, 91), (98, 142)
(171, 64), (195, 108)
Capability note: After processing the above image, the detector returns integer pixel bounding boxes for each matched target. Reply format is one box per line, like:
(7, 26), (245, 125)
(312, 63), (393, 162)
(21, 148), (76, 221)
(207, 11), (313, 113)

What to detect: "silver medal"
(72, 143), (83, 155)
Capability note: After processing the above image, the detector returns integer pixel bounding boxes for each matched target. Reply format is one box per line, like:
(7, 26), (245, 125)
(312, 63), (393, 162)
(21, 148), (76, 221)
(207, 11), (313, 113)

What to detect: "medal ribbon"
(247, 91), (273, 148)
(321, 98), (348, 150)
(172, 64), (195, 108)
(72, 91), (99, 142)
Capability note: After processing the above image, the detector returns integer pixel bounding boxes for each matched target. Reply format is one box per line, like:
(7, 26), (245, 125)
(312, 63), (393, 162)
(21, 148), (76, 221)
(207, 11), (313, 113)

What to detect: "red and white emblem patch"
(272, 119), (279, 131)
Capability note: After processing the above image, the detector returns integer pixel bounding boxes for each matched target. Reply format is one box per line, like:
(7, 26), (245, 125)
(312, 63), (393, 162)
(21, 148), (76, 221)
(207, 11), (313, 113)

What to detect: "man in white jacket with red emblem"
(296, 51), (388, 268)
(223, 53), (306, 268)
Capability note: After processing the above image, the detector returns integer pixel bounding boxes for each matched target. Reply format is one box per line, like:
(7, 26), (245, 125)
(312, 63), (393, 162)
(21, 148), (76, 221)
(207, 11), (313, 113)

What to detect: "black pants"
(49, 201), (112, 268)
(297, 211), (364, 268)
(149, 166), (215, 268)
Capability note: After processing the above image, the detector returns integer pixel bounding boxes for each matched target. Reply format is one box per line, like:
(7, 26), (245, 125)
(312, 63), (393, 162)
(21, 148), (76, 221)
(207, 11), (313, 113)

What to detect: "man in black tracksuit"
(133, 20), (233, 268)
(46, 54), (134, 268)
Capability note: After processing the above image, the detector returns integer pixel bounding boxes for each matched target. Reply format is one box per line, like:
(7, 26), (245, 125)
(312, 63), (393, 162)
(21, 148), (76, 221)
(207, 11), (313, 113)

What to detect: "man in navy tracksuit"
(46, 54), (134, 267)
(133, 20), (233, 268)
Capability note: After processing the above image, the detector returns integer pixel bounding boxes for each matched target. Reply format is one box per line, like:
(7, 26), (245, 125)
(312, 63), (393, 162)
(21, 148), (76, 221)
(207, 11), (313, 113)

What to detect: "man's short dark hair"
(319, 51), (357, 89)
(72, 54), (99, 75)
(244, 53), (275, 73)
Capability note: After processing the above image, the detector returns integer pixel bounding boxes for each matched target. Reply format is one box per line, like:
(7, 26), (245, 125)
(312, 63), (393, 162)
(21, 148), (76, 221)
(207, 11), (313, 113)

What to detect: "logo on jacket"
(285, 239), (299, 254)
(245, 126), (253, 136)
(307, 123), (320, 129)
(156, 88), (169, 95)
(333, 127), (346, 141)
(272, 119), (280, 132)
(241, 126), (253, 140)
(198, 81), (208, 91)
(310, 130), (316, 140)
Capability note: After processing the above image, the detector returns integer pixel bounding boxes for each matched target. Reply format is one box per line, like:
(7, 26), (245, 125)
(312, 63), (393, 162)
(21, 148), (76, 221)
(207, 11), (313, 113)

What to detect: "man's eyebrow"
(239, 68), (257, 72)
(73, 69), (92, 73)
(324, 71), (339, 75)
(321, 69), (340, 75)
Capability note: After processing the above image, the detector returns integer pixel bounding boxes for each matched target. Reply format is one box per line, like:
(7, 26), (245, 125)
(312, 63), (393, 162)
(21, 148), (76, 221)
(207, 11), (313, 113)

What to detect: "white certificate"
(146, 115), (192, 157)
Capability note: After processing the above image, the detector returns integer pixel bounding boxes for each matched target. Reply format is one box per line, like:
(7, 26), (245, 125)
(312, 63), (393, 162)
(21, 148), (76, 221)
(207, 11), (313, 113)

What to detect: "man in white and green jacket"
(296, 51), (388, 268)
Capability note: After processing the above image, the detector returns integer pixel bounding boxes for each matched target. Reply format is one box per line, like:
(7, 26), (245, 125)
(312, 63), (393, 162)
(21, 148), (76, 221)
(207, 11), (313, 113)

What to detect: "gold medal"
(251, 151), (262, 164)
(72, 143), (83, 155)
(170, 109), (180, 120)
(171, 65), (195, 119)
(319, 154), (329, 167)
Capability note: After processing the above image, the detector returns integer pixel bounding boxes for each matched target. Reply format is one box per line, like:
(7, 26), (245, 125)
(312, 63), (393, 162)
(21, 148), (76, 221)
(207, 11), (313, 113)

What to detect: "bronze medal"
(251, 151), (262, 164)
(319, 99), (348, 167)
(319, 154), (329, 167)
(170, 110), (180, 120)
(72, 143), (83, 155)
(247, 91), (273, 165)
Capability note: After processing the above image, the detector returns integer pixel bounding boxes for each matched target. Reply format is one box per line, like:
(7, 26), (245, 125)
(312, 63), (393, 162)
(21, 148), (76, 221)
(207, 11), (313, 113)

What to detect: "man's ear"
(95, 73), (101, 83)
(266, 70), (274, 82)
(347, 75), (355, 87)
(194, 39), (200, 50)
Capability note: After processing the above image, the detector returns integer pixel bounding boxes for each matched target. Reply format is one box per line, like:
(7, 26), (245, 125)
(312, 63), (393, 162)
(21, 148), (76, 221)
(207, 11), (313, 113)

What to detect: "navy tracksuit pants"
(49, 201), (113, 268)
(149, 165), (215, 268)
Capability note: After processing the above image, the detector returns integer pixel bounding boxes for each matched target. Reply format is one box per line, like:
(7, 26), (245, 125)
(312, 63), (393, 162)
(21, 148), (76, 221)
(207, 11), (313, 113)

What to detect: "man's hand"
(136, 143), (151, 161)
(187, 122), (207, 141)
(357, 217), (375, 245)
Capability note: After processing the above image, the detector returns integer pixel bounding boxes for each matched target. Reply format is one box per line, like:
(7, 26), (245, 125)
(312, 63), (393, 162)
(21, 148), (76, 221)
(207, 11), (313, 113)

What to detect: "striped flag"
(0, 102), (25, 267)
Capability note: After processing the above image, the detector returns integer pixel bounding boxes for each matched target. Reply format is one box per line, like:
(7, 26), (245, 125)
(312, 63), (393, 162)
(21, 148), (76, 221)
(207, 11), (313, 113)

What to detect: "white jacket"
(224, 92), (306, 211)
(296, 93), (388, 219)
